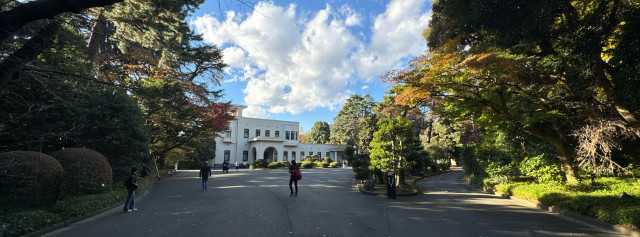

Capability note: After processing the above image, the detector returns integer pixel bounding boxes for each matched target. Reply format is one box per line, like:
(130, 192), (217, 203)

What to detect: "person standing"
(199, 162), (212, 190)
(123, 167), (138, 212)
(235, 160), (239, 170)
(289, 160), (301, 197)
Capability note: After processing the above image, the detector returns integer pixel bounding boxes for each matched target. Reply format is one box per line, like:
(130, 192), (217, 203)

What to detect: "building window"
(301, 151), (305, 156)
(224, 150), (230, 161)
(225, 130), (231, 138)
(326, 152), (330, 159)
(256, 129), (261, 137)
(275, 131), (280, 137)
(265, 130), (270, 137)
(284, 151), (288, 161)
(294, 131), (298, 140)
(309, 152), (313, 156)
(292, 151), (296, 161)
(244, 129), (249, 138)
(285, 131), (290, 140)
(243, 151), (248, 161)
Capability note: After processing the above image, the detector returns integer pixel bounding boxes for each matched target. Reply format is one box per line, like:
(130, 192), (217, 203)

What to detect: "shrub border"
(465, 180), (640, 237)
(357, 171), (447, 197)
(22, 176), (161, 237)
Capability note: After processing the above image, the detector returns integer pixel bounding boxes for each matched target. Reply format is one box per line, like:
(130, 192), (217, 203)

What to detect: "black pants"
(289, 178), (298, 195)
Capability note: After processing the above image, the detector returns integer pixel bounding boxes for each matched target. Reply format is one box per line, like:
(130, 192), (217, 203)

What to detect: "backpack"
(292, 169), (302, 181)
(123, 174), (131, 188)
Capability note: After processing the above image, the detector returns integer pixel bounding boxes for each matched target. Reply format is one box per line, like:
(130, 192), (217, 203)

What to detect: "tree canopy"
(0, 0), (235, 169)
(307, 121), (331, 144)
(384, 0), (640, 181)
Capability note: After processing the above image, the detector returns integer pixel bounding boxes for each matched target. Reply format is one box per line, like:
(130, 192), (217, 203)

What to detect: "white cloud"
(361, 85), (369, 90)
(340, 5), (361, 26)
(355, 0), (430, 79)
(191, 0), (430, 117)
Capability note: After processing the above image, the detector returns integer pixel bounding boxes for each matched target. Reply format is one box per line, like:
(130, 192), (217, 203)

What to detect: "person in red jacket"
(289, 160), (301, 197)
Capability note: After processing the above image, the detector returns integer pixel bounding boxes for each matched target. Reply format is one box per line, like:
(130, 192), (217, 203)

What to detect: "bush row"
(495, 177), (640, 229)
(0, 175), (153, 236)
(0, 148), (113, 205)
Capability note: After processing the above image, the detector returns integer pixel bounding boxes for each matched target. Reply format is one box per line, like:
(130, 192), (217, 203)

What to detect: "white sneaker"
(127, 209), (132, 212)
(132, 208), (138, 211)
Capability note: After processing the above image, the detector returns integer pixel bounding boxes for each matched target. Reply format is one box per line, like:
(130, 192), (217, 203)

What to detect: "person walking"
(123, 167), (138, 213)
(199, 162), (212, 190)
(222, 161), (229, 173)
(289, 160), (301, 197)
(235, 160), (239, 170)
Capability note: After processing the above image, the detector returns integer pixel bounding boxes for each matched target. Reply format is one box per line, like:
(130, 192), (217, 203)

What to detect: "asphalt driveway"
(44, 167), (621, 237)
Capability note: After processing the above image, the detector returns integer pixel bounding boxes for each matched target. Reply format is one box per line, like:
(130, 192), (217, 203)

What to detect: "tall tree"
(307, 121), (331, 144)
(385, 0), (640, 181)
(369, 117), (416, 184)
(331, 94), (376, 144)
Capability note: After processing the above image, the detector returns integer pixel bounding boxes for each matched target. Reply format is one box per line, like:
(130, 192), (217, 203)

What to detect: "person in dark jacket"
(222, 160), (229, 173)
(289, 160), (300, 197)
(199, 162), (212, 190)
(123, 167), (138, 212)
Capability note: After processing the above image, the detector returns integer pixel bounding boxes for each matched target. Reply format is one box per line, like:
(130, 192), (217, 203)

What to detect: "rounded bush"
(279, 160), (290, 168)
(0, 151), (63, 205)
(50, 148), (113, 195)
(301, 161), (315, 169)
(322, 157), (333, 163)
(329, 162), (340, 168)
(253, 159), (268, 169)
(267, 162), (280, 169)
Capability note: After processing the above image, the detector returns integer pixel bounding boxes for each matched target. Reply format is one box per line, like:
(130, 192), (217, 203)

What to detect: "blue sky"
(189, 0), (431, 131)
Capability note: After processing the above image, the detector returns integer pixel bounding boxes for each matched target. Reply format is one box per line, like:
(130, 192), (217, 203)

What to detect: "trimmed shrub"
(314, 161), (324, 168)
(253, 159), (268, 169)
(353, 167), (371, 180)
(50, 148), (113, 195)
(307, 155), (320, 162)
(0, 151), (63, 205)
(322, 157), (333, 163)
(519, 154), (565, 183)
(267, 162), (280, 169)
(301, 161), (314, 169)
(279, 160), (291, 168)
(329, 162), (340, 168)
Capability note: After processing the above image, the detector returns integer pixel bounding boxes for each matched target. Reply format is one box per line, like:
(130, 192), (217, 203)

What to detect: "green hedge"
(0, 174), (153, 236)
(495, 177), (640, 229)
(252, 159), (268, 169)
(267, 162), (280, 169)
(301, 161), (314, 169)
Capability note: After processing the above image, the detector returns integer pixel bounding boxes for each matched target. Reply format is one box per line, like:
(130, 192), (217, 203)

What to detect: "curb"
(357, 170), (449, 197)
(23, 175), (163, 237)
(491, 191), (640, 237)
(466, 180), (640, 237)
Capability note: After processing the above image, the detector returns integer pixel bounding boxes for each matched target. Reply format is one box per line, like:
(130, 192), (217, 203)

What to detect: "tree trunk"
(523, 126), (578, 182)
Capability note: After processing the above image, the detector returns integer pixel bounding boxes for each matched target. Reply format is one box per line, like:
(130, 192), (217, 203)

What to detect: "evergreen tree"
(308, 121), (331, 144)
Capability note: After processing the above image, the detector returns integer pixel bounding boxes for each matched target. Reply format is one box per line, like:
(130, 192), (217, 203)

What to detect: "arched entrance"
(263, 147), (277, 163)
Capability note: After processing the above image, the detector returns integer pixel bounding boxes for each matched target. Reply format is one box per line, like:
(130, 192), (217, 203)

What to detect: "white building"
(210, 105), (346, 167)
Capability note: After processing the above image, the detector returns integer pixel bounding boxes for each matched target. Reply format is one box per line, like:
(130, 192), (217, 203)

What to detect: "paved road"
(45, 167), (621, 237)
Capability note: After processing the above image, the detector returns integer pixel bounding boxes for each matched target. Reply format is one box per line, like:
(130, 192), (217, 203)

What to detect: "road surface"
(44, 167), (621, 236)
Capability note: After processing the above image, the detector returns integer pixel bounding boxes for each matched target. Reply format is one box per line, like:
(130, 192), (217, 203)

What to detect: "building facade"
(211, 105), (346, 167)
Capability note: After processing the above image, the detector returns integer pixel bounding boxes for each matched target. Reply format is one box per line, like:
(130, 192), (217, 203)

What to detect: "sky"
(189, 0), (432, 132)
